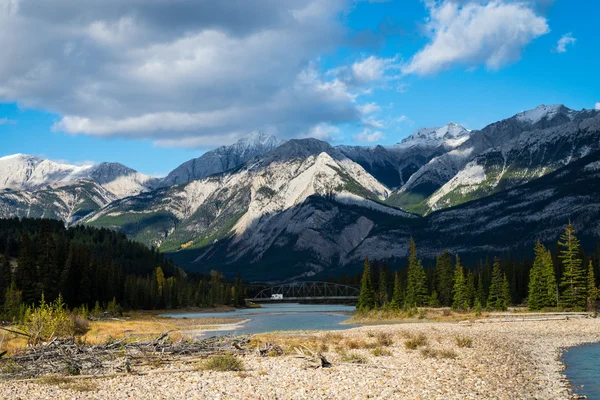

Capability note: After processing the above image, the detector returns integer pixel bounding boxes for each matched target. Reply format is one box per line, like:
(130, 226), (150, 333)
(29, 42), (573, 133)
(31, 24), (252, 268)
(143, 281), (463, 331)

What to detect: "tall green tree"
(378, 267), (388, 307)
(452, 256), (469, 311)
(405, 238), (428, 307)
(233, 273), (245, 307)
(487, 257), (509, 311)
(435, 251), (454, 307)
(466, 270), (476, 308)
(389, 272), (403, 310)
(476, 273), (486, 306)
(528, 241), (557, 310)
(587, 261), (598, 312)
(15, 232), (39, 305)
(0, 247), (11, 300)
(357, 257), (376, 311)
(558, 222), (586, 309)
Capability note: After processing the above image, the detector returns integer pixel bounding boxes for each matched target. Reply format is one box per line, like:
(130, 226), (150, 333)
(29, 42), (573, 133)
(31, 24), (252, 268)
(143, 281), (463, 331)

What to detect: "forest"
(354, 222), (599, 313)
(0, 218), (245, 322)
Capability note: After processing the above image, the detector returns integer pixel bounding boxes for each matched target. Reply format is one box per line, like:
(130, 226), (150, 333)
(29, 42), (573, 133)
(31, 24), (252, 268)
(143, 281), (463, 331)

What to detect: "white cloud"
(402, 1), (549, 75)
(555, 33), (576, 53)
(0, 0), (380, 148)
(353, 128), (384, 143)
(0, 118), (15, 125)
(358, 102), (381, 115)
(303, 123), (340, 141)
(395, 115), (410, 123)
(363, 118), (385, 129)
(331, 55), (400, 86)
(595, 103), (600, 111)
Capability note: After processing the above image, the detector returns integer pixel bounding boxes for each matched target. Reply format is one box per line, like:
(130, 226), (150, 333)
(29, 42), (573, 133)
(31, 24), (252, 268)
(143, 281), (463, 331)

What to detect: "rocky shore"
(1, 318), (598, 399)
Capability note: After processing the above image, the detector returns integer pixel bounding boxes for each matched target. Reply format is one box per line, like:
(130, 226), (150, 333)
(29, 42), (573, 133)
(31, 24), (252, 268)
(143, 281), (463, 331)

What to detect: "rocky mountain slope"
(337, 122), (470, 190)
(159, 131), (284, 188)
(389, 105), (599, 213)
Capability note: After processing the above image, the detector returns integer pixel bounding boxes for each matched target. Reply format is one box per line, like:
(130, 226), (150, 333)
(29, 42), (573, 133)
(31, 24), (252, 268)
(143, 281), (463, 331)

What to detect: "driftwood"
(0, 333), (250, 379)
(293, 345), (331, 369)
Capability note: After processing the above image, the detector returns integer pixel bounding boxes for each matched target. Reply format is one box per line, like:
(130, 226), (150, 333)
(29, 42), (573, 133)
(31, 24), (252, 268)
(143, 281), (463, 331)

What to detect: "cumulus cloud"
(555, 33), (576, 53)
(358, 102), (381, 115)
(0, 0), (389, 147)
(402, 1), (550, 75)
(596, 103), (600, 111)
(353, 128), (384, 143)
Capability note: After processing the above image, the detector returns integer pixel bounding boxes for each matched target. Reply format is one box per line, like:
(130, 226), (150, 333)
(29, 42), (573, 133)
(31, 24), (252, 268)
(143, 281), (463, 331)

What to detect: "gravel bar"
(1, 318), (598, 399)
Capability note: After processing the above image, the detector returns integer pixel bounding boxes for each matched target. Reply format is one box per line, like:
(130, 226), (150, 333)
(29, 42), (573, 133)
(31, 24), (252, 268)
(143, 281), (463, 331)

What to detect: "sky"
(0, 0), (598, 176)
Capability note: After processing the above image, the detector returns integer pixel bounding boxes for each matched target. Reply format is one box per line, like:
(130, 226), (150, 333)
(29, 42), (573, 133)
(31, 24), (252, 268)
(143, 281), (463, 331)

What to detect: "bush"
(420, 348), (457, 359)
(340, 351), (368, 364)
(371, 347), (392, 357)
(71, 314), (90, 335)
(454, 336), (473, 348)
(21, 295), (75, 345)
(404, 333), (428, 350)
(201, 354), (245, 372)
(375, 332), (394, 347)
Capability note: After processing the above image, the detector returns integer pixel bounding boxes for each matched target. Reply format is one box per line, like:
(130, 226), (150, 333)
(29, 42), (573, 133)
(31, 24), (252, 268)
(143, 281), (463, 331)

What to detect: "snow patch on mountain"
(396, 122), (470, 148)
(515, 104), (574, 124)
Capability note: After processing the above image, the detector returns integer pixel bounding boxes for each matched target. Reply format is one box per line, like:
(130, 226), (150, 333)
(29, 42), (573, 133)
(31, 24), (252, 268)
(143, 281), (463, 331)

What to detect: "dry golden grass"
(0, 329), (28, 356)
(37, 375), (99, 392)
(348, 308), (489, 324)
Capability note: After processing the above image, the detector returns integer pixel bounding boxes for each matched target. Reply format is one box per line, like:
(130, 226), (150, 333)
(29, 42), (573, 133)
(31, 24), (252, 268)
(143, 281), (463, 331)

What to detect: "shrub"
(454, 336), (473, 348)
(371, 347), (392, 357)
(21, 295), (75, 345)
(404, 333), (428, 350)
(201, 354), (245, 372)
(71, 315), (90, 335)
(420, 348), (457, 359)
(341, 351), (367, 364)
(375, 332), (394, 347)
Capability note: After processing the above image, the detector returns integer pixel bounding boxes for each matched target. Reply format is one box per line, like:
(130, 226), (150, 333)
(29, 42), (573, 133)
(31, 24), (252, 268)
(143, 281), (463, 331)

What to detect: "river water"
(163, 303), (357, 337)
(563, 342), (600, 399)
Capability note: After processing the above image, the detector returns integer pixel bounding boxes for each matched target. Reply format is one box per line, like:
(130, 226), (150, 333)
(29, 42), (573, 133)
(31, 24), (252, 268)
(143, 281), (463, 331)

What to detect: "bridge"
(248, 281), (360, 303)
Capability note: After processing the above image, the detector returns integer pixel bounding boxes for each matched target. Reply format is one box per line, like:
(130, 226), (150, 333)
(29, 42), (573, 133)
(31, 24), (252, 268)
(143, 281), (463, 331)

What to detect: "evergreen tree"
(435, 250), (454, 307)
(15, 232), (39, 305)
(389, 272), (403, 310)
(528, 241), (557, 310)
(405, 238), (428, 307)
(452, 256), (469, 311)
(558, 222), (586, 309)
(466, 270), (476, 308)
(587, 261), (598, 312)
(429, 290), (440, 307)
(0, 247), (11, 300)
(233, 273), (245, 307)
(476, 273), (486, 306)
(487, 257), (509, 311)
(357, 257), (376, 311)
(378, 267), (388, 307)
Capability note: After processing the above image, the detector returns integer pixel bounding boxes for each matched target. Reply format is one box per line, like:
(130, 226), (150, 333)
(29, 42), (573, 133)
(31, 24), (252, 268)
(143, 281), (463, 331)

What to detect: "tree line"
(357, 222), (599, 313)
(0, 218), (246, 321)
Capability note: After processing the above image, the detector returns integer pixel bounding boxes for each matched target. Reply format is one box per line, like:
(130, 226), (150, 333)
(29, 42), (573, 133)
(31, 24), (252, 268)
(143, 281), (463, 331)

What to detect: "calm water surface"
(563, 343), (600, 399)
(163, 303), (357, 337)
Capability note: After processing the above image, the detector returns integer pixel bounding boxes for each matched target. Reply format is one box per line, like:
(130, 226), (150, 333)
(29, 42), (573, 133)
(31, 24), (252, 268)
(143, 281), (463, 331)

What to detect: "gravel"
(1, 318), (599, 399)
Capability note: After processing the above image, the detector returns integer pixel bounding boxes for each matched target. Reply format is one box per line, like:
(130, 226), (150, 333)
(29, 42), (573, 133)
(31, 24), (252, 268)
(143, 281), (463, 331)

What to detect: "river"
(163, 303), (357, 336)
(563, 342), (600, 399)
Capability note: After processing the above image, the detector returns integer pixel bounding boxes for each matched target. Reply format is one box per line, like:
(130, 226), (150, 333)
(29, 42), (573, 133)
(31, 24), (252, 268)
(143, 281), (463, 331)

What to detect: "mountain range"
(1, 104), (599, 281)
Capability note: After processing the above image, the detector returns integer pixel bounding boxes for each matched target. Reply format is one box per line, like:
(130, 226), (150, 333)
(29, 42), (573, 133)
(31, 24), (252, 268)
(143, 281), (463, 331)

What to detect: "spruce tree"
(487, 257), (508, 311)
(405, 238), (428, 307)
(466, 270), (475, 308)
(528, 241), (557, 310)
(357, 257), (376, 311)
(234, 273), (245, 307)
(587, 261), (598, 312)
(476, 274), (486, 306)
(15, 232), (39, 305)
(435, 251), (454, 307)
(452, 256), (469, 311)
(558, 222), (586, 309)
(0, 248), (11, 299)
(378, 267), (388, 307)
(389, 272), (403, 310)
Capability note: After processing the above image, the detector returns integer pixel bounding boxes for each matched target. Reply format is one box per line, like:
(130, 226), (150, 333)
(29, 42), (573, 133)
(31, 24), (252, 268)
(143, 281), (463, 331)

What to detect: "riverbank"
(1, 318), (598, 399)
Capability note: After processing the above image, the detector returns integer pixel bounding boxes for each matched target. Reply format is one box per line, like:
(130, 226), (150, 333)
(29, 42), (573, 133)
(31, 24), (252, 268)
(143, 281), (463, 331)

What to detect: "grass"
(404, 333), (428, 350)
(348, 308), (488, 324)
(371, 347), (392, 357)
(340, 351), (368, 364)
(454, 336), (473, 348)
(200, 354), (245, 372)
(420, 348), (458, 359)
(38, 376), (99, 392)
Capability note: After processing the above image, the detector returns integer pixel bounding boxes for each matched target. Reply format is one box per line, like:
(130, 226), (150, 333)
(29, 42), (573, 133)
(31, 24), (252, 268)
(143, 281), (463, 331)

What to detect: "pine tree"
(528, 241), (557, 310)
(476, 273), (486, 306)
(378, 267), (388, 307)
(358, 257), (376, 311)
(405, 238), (428, 307)
(234, 273), (245, 307)
(558, 222), (586, 310)
(452, 256), (469, 311)
(389, 272), (403, 310)
(435, 251), (454, 307)
(466, 270), (475, 308)
(0, 247), (11, 299)
(15, 232), (39, 305)
(587, 261), (598, 312)
(487, 257), (508, 311)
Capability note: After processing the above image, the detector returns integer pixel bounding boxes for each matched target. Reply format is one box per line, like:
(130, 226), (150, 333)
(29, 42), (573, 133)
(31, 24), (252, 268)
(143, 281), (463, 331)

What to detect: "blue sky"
(0, 0), (598, 176)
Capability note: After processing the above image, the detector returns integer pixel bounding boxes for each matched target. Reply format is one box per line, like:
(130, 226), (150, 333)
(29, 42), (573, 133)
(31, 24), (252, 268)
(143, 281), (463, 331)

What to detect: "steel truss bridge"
(249, 281), (360, 302)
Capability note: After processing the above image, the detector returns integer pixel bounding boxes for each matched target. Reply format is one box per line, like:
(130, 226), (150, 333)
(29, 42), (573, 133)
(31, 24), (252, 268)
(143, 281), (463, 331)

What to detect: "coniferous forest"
(0, 218), (246, 321)
(354, 223), (599, 313)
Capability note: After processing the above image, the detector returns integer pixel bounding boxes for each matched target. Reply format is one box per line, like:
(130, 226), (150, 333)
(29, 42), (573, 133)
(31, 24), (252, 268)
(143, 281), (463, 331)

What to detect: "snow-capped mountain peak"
(515, 104), (574, 124)
(397, 122), (470, 148)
